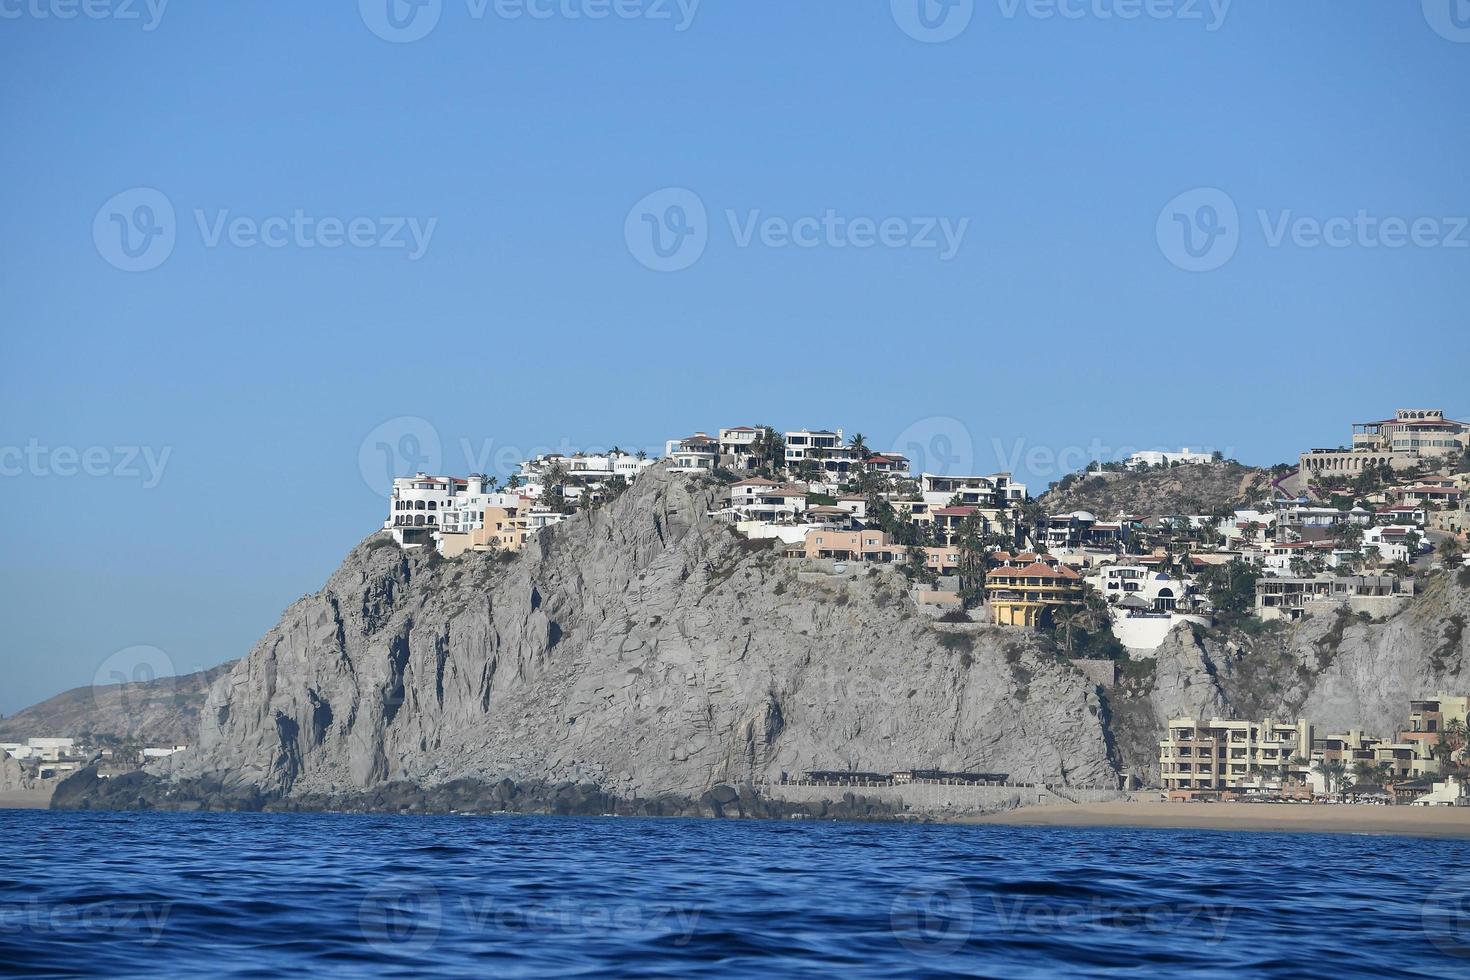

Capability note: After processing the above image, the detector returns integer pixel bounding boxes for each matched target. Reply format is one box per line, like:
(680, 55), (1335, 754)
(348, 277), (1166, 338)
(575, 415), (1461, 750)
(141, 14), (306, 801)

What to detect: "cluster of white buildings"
(385, 450), (658, 556)
(377, 408), (1466, 649)
(1, 737), (187, 781)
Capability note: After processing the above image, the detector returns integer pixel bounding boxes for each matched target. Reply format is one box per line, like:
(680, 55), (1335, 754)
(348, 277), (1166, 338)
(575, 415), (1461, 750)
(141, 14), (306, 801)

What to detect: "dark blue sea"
(2, 810), (1467, 977)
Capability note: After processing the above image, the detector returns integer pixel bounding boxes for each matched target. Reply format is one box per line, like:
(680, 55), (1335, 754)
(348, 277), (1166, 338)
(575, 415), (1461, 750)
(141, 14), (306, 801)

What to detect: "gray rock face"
(0, 749), (32, 793)
(149, 464), (1470, 808)
(1106, 572), (1470, 783)
(172, 466), (1118, 802)
(1297, 572), (1470, 735)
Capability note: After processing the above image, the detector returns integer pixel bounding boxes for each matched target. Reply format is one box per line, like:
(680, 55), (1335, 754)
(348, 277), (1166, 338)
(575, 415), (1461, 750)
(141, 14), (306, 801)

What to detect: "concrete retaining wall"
(762, 780), (1125, 815)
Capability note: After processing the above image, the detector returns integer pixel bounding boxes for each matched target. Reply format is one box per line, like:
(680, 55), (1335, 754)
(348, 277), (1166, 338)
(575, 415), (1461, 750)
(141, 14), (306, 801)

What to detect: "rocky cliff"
(1105, 568), (1470, 781)
(0, 748), (32, 794)
(50, 463), (1470, 814)
(146, 465), (1116, 809)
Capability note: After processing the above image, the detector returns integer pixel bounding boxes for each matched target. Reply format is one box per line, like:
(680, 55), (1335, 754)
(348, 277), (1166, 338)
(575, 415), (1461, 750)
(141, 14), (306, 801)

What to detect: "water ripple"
(0, 811), (1467, 976)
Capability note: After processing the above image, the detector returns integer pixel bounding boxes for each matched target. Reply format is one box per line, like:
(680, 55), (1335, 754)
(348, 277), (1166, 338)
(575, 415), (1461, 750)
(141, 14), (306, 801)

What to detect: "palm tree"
(1313, 759), (1347, 797)
(1446, 719), (1469, 764)
(1056, 607), (1090, 655)
(848, 432), (869, 458)
(1350, 760), (1380, 787)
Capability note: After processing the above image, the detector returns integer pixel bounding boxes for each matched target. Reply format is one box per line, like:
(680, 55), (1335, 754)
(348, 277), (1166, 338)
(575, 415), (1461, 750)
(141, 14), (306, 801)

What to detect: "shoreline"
(963, 800), (1470, 838)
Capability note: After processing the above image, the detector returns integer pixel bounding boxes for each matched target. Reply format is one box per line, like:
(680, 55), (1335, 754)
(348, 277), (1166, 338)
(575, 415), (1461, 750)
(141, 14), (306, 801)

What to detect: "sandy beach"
(966, 801), (1470, 838)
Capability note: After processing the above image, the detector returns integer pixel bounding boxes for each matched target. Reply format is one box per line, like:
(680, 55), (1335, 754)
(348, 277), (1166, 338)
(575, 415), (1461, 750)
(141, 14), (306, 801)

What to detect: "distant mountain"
(1039, 461), (1279, 517)
(0, 664), (234, 746)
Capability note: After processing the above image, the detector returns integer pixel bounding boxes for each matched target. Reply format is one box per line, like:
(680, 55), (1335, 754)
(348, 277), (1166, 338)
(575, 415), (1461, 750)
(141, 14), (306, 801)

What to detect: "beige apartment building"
(1159, 717), (1314, 796)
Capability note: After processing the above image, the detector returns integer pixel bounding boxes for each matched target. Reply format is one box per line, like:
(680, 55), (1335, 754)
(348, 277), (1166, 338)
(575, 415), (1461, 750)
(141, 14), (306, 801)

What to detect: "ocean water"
(2, 811), (1467, 977)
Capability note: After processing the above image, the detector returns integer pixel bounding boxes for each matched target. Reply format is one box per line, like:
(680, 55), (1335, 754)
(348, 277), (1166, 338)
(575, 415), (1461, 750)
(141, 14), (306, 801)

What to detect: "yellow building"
(985, 560), (1084, 627)
(1159, 717), (1314, 796)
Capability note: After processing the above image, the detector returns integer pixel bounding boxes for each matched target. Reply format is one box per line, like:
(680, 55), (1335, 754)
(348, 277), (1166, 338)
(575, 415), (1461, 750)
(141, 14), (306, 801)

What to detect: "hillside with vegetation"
(1040, 460), (1282, 517)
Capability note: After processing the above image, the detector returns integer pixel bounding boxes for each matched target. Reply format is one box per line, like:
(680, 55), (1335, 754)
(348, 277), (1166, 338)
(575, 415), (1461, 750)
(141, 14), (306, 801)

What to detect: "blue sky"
(1, 1), (1467, 713)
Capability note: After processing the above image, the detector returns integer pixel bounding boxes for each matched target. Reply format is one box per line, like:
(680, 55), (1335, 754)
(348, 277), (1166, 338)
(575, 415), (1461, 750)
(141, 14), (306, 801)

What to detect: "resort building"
(1159, 717), (1313, 797)
(985, 560), (1085, 628)
(1299, 408), (1470, 477)
(1397, 694), (1470, 756)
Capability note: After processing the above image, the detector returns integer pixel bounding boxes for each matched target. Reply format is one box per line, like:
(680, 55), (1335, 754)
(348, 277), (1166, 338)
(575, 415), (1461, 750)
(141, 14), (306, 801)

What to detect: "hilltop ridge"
(1040, 460), (1279, 517)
